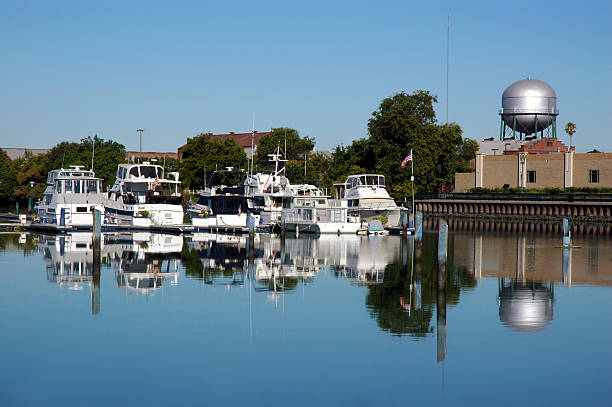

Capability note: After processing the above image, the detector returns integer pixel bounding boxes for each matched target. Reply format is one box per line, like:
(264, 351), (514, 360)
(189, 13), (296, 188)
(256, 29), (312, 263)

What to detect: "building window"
(527, 171), (536, 183)
(590, 170), (599, 183)
(546, 141), (553, 147)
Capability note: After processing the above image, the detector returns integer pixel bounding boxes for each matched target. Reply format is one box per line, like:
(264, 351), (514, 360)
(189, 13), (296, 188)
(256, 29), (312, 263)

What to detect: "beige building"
(455, 152), (612, 191)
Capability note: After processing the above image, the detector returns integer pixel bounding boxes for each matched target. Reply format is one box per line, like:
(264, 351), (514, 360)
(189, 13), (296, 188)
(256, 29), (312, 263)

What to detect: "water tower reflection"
(498, 280), (554, 332)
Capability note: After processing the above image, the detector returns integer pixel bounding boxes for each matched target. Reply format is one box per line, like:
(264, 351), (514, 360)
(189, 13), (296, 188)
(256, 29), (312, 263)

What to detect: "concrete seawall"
(415, 199), (612, 221)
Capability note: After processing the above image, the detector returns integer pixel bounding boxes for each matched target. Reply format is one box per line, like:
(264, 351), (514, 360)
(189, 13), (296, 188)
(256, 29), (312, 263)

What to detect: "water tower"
(499, 78), (558, 140)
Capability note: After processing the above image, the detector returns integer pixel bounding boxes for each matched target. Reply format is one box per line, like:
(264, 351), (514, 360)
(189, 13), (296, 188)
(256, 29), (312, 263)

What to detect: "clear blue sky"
(1, 0), (610, 153)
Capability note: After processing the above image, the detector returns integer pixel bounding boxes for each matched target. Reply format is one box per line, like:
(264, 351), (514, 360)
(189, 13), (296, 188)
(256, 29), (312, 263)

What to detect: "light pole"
(28, 181), (34, 213)
(137, 129), (144, 153)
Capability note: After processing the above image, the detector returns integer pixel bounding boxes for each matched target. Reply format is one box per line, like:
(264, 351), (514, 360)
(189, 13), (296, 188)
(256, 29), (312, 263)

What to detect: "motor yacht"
(244, 147), (293, 226)
(187, 168), (259, 228)
(333, 174), (404, 227)
(281, 187), (363, 235)
(105, 162), (183, 226)
(36, 166), (105, 226)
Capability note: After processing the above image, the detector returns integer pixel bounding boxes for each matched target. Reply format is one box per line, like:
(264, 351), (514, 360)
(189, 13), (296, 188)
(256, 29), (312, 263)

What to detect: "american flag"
(401, 150), (413, 168)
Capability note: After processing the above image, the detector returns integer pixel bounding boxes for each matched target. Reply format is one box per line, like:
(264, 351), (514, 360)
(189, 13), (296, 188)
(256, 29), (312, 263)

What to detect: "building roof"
(1, 148), (50, 160)
(178, 131), (270, 152)
(125, 151), (179, 160)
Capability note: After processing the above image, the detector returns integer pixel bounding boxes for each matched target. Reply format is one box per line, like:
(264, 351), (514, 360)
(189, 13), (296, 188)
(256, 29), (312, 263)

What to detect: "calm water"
(1, 229), (611, 406)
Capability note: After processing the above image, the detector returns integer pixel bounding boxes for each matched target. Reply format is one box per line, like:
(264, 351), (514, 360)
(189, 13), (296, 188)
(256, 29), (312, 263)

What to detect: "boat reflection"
(39, 233), (98, 291)
(105, 232), (182, 295)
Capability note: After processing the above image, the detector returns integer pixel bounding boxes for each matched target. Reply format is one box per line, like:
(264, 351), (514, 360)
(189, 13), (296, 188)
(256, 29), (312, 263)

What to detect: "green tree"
(255, 127), (314, 163)
(44, 135), (125, 190)
(285, 152), (333, 188)
(180, 133), (248, 189)
(327, 91), (478, 198)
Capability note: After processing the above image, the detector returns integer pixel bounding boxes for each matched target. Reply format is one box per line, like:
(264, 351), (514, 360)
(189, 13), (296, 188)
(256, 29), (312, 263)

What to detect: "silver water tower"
(499, 78), (559, 140)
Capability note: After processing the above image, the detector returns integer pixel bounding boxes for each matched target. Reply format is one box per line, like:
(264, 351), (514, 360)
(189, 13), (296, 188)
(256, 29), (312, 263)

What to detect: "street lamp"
(137, 129), (144, 153)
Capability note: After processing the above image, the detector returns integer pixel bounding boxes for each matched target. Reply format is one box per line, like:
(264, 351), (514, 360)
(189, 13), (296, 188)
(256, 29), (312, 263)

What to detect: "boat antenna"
(446, 14), (450, 124)
(284, 128), (287, 159)
(251, 113), (255, 177)
(91, 134), (96, 171)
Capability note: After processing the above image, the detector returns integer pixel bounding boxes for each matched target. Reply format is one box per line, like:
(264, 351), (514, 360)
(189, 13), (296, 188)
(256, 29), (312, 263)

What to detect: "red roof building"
(177, 131), (270, 160)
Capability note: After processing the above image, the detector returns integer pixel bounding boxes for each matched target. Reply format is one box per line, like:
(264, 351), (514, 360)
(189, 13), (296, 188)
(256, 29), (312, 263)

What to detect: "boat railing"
(284, 206), (357, 224)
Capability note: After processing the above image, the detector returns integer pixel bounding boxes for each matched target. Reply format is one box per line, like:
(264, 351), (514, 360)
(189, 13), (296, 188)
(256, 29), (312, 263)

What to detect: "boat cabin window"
(139, 166), (157, 178)
(56, 180), (63, 194)
(87, 180), (99, 194)
(74, 180), (82, 194)
(64, 180), (73, 193)
(129, 167), (140, 178)
(125, 182), (147, 195)
(379, 176), (385, 186)
(196, 196), (210, 206)
(252, 196), (265, 207)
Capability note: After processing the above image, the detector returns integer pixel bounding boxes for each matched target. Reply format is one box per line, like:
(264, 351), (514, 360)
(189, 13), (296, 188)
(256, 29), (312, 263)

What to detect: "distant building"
(455, 145), (612, 191)
(1, 147), (50, 160)
(177, 131), (271, 160)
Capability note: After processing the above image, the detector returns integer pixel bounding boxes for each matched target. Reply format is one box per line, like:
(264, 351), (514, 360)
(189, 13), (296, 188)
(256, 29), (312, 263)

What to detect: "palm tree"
(565, 122), (577, 150)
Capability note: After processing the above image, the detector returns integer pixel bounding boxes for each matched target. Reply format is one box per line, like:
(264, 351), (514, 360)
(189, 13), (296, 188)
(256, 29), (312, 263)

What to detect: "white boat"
(333, 174), (405, 228)
(105, 162), (183, 226)
(187, 168), (260, 228)
(35, 166), (106, 226)
(190, 194), (255, 228)
(281, 190), (363, 235)
(244, 147), (293, 226)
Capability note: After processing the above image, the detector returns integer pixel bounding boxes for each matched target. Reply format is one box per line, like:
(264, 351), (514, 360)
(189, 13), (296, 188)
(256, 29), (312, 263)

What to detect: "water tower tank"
(501, 78), (557, 135)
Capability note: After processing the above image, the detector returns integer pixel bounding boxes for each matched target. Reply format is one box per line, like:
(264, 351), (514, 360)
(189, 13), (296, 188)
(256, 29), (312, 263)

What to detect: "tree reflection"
(365, 233), (477, 337)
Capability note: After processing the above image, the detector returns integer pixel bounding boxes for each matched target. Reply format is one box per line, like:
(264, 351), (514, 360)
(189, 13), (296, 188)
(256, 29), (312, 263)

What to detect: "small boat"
(35, 166), (106, 226)
(105, 162), (183, 226)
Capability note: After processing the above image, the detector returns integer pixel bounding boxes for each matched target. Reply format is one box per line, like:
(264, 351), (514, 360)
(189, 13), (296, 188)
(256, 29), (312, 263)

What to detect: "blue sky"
(1, 0), (610, 153)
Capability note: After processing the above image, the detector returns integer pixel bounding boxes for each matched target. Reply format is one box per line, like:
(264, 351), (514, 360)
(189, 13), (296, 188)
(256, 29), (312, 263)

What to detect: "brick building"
(455, 138), (612, 191)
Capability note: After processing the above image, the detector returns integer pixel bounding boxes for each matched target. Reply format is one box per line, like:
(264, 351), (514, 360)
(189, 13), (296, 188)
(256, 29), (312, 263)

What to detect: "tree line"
(0, 90), (478, 210)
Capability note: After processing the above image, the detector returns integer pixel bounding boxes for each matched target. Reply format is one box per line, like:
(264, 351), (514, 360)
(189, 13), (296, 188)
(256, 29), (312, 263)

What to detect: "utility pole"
(137, 129), (144, 153)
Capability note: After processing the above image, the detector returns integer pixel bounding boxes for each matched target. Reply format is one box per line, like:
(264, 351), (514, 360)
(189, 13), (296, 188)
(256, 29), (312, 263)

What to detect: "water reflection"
(27, 225), (612, 336)
(498, 279), (554, 332)
(34, 232), (183, 313)
(105, 233), (182, 295)
(40, 233), (96, 291)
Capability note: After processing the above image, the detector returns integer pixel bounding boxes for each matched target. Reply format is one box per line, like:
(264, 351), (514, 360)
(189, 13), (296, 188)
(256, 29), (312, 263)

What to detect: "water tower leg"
(535, 114), (539, 136)
(500, 119), (504, 140)
(512, 116), (516, 139)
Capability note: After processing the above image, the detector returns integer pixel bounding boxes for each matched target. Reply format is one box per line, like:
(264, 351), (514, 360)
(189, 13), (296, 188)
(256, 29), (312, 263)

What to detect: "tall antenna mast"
(446, 14), (450, 124)
(251, 113), (255, 176)
(91, 134), (96, 170)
